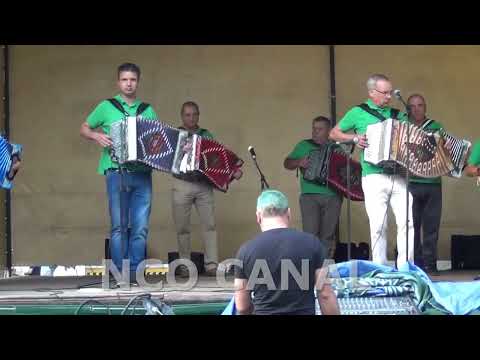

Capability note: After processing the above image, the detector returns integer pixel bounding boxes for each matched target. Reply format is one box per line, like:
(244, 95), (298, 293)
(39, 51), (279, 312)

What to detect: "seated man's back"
(235, 224), (326, 315)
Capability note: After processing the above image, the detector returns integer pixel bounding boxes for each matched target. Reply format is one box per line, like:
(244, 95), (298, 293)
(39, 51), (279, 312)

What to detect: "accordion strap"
(357, 103), (399, 121)
(108, 98), (150, 117)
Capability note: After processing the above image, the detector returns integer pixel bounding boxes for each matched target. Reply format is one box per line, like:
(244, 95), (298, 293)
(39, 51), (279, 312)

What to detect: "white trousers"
(361, 174), (414, 268)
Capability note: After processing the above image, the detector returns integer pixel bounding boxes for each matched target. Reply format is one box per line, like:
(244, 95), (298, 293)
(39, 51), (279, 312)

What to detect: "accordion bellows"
(110, 117), (243, 192)
(364, 119), (471, 178)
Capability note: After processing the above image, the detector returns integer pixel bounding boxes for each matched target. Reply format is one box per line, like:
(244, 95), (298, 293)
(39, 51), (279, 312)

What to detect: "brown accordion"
(364, 119), (471, 178)
(303, 142), (364, 201)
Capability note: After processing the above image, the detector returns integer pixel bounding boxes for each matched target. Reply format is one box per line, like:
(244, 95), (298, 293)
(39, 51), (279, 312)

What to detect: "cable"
(75, 299), (112, 315)
(121, 293), (151, 315)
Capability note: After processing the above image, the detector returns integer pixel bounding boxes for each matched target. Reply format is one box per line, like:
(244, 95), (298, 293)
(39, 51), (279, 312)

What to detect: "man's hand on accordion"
(93, 132), (113, 148)
(298, 157), (310, 169)
(232, 169), (243, 180)
(356, 135), (369, 149)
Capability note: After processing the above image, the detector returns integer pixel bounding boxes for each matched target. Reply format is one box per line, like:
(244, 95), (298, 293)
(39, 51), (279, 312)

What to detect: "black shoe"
(129, 271), (139, 285)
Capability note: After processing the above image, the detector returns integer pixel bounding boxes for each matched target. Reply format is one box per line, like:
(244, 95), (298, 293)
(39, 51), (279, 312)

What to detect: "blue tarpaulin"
(222, 260), (480, 315)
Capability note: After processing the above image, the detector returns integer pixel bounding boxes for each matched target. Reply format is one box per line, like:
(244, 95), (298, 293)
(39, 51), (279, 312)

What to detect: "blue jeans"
(106, 170), (152, 273)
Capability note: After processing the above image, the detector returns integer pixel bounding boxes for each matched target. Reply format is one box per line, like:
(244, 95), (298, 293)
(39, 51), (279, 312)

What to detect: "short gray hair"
(366, 74), (390, 90)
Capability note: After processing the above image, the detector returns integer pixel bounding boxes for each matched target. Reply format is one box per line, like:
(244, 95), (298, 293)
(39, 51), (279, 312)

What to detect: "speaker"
(451, 235), (480, 270)
(168, 252), (205, 274)
(334, 242), (369, 263)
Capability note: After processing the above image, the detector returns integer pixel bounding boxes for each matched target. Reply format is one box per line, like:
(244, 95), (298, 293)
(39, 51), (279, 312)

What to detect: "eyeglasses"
(374, 88), (392, 96)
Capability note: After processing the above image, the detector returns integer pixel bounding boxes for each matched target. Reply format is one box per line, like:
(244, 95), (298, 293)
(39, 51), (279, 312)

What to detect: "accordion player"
(364, 118), (471, 178)
(0, 135), (22, 190)
(110, 116), (243, 192)
(303, 142), (364, 201)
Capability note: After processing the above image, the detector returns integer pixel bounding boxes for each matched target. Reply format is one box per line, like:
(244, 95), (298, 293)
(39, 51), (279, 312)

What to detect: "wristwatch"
(352, 136), (359, 144)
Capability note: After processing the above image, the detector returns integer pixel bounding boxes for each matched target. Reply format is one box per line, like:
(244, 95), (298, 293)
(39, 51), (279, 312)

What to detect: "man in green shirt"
(407, 94), (444, 273)
(172, 101), (243, 277)
(80, 63), (158, 284)
(284, 116), (343, 259)
(329, 74), (414, 269)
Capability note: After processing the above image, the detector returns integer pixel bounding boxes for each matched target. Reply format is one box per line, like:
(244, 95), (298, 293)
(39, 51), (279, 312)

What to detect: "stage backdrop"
(7, 45), (331, 265)
(4, 45), (480, 266)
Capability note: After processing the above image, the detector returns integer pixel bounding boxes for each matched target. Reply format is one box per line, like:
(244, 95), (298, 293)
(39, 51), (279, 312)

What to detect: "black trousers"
(409, 183), (442, 269)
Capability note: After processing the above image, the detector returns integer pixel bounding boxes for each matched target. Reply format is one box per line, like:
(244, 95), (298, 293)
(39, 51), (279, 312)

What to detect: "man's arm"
(234, 278), (254, 315)
(329, 125), (368, 149)
(464, 164), (479, 177)
(80, 122), (112, 148)
(284, 157), (309, 171)
(464, 142), (480, 177)
(315, 267), (340, 315)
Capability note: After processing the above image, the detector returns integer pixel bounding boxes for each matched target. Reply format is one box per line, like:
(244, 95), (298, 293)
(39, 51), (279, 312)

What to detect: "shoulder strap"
(357, 103), (387, 122)
(306, 139), (319, 147)
(421, 118), (434, 130)
(136, 102), (150, 116)
(197, 128), (208, 137)
(108, 98), (128, 116)
(390, 108), (400, 120)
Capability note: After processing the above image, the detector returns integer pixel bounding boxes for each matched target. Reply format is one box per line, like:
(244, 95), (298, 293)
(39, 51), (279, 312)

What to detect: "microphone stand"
(251, 153), (270, 192)
(396, 94), (412, 267)
(336, 143), (353, 261)
(110, 148), (129, 286)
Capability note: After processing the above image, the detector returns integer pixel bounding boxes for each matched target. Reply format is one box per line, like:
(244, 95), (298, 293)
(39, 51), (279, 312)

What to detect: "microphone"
(393, 89), (409, 111)
(393, 89), (402, 99)
(248, 145), (257, 159)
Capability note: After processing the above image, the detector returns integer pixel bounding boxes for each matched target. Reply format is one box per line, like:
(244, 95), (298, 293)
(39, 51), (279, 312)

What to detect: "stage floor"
(0, 274), (234, 306)
(0, 270), (477, 306)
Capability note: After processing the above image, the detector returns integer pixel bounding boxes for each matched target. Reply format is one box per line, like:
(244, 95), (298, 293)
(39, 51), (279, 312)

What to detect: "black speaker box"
(168, 252), (205, 274)
(334, 242), (370, 263)
(451, 235), (480, 270)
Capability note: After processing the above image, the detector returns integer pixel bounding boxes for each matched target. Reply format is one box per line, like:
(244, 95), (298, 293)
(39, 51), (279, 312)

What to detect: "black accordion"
(302, 142), (364, 201)
(303, 143), (334, 185)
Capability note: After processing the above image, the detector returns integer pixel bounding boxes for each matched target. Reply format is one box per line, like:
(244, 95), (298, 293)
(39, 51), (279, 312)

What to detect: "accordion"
(364, 118), (471, 178)
(303, 143), (364, 201)
(0, 135), (22, 190)
(110, 117), (243, 192)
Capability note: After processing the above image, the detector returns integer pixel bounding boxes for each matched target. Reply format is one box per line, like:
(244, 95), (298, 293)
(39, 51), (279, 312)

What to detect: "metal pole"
(329, 45), (342, 258)
(2, 45), (12, 277)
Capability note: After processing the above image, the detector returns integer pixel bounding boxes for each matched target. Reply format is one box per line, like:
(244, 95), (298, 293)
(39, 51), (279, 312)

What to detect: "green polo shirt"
(86, 94), (158, 175)
(409, 119), (444, 185)
(338, 99), (408, 177)
(287, 140), (337, 196)
(468, 140), (480, 166)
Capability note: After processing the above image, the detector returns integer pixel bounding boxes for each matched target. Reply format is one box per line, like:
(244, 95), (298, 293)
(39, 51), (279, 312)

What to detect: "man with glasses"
(329, 74), (414, 268)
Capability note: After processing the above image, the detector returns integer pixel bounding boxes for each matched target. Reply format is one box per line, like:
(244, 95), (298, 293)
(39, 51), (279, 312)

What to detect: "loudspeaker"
(334, 242), (370, 263)
(168, 252), (205, 274)
(451, 235), (480, 270)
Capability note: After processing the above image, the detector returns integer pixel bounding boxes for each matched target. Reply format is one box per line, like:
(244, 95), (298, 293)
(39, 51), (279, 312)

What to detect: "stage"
(0, 268), (478, 315)
(0, 274), (234, 315)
